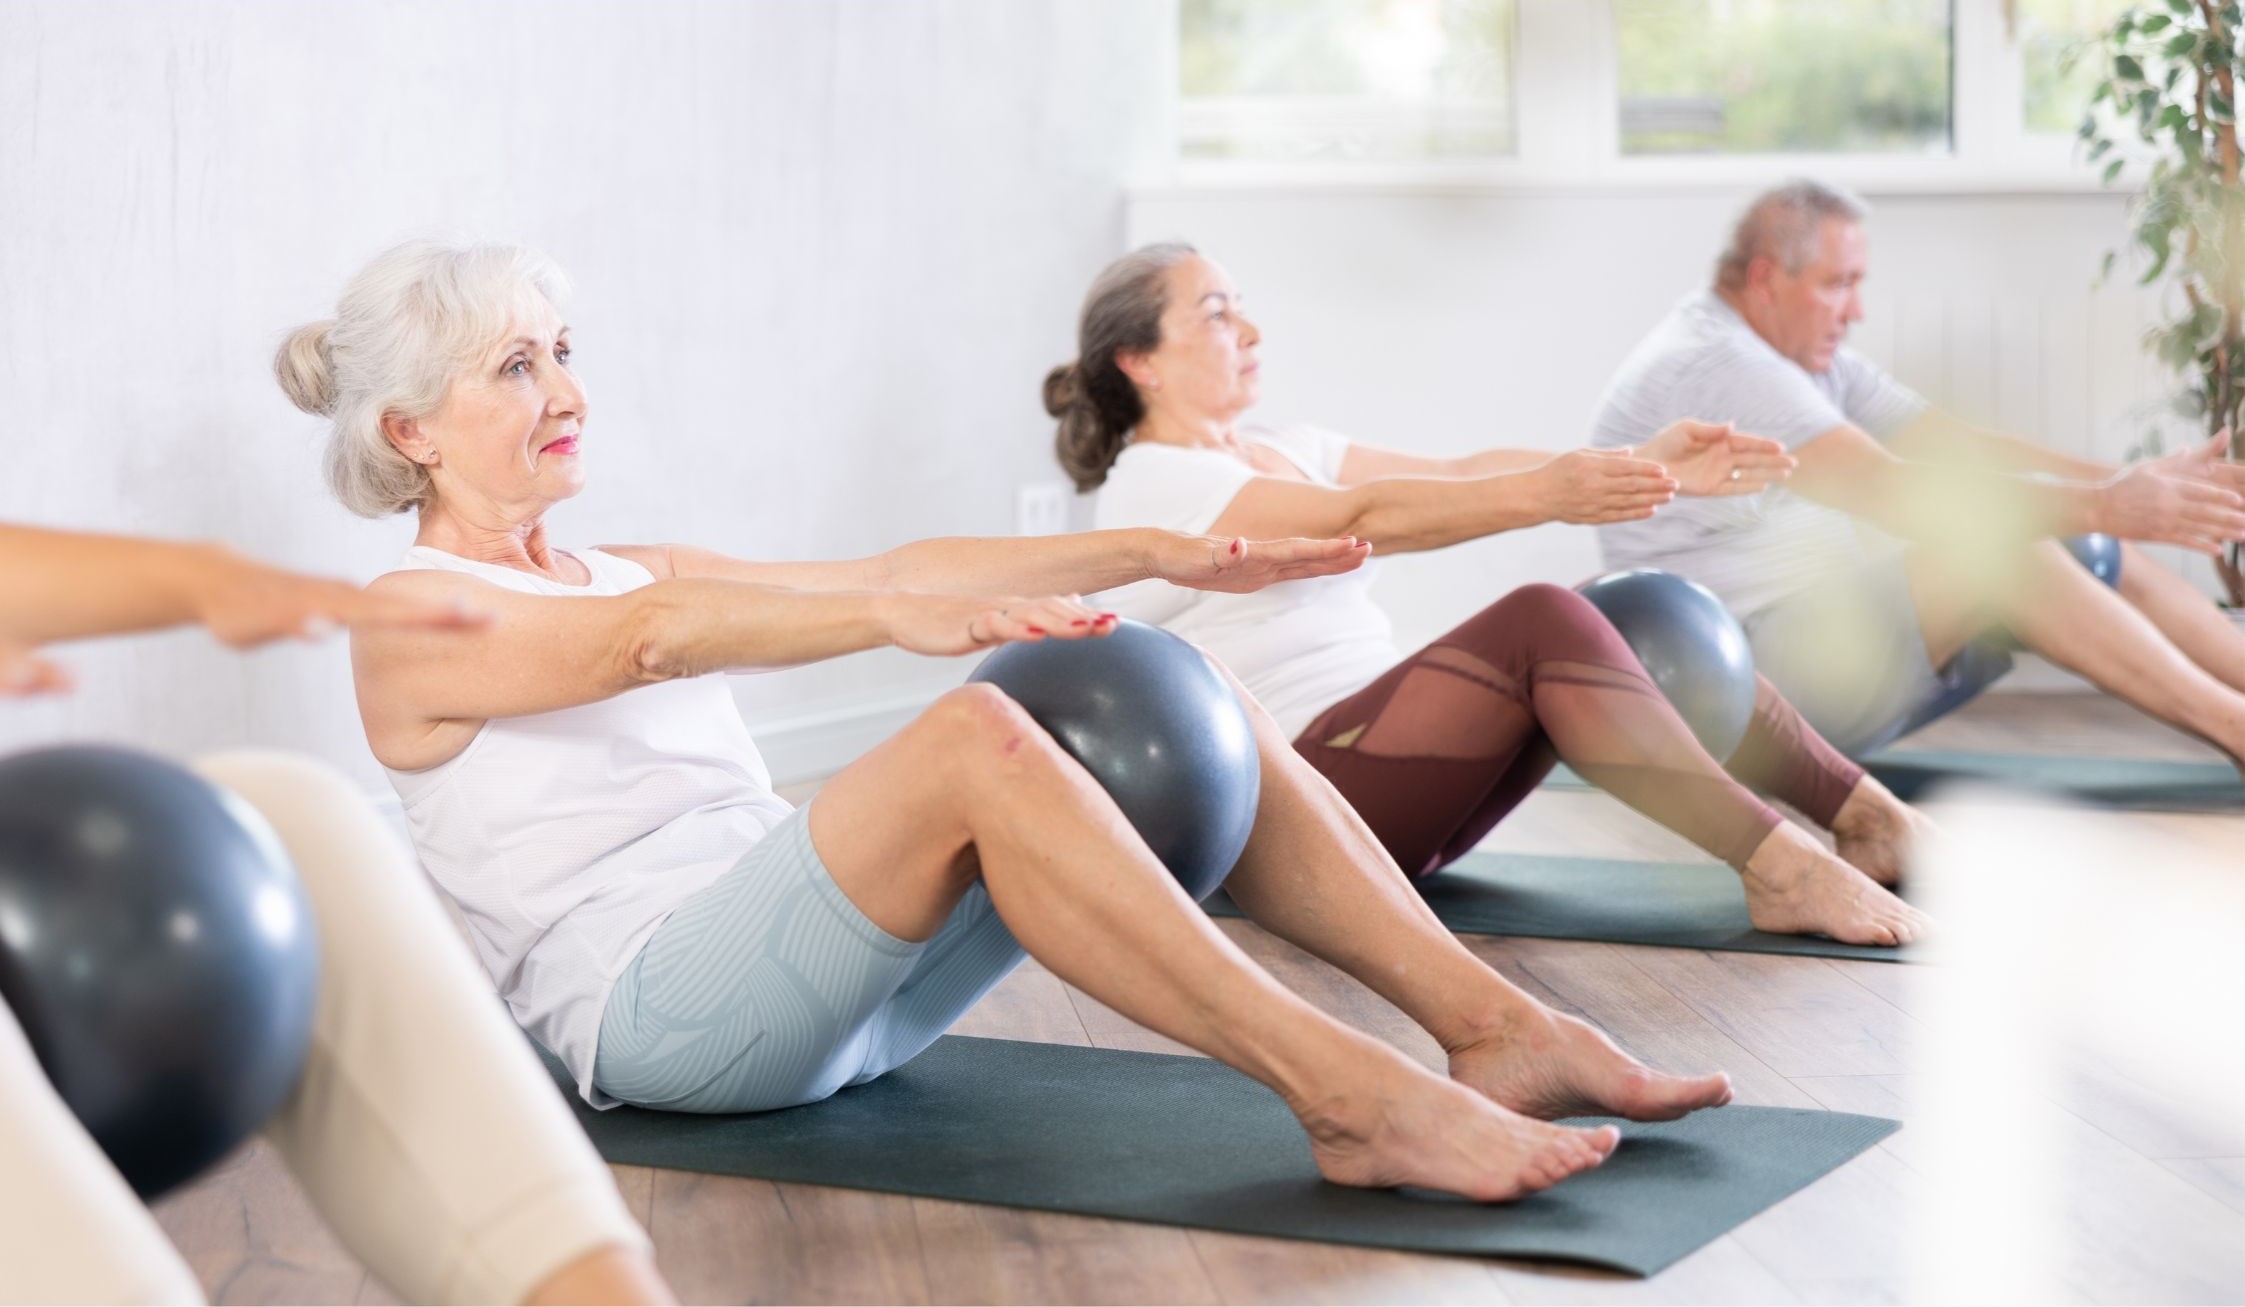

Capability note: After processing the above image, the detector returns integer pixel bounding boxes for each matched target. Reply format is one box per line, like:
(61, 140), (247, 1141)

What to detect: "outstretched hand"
(0, 637), (73, 697)
(2097, 451), (2245, 555)
(1163, 533), (1372, 594)
(193, 550), (493, 649)
(1637, 419), (1796, 497)
(882, 591), (1118, 657)
(1534, 449), (1679, 525)
(2151, 430), (2245, 500)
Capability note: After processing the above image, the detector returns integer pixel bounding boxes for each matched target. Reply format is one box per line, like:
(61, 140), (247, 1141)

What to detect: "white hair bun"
(274, 321), (339, 417)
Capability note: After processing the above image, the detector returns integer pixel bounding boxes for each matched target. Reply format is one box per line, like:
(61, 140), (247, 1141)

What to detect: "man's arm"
(1883, 409), (2115, 480)
(1784, 422), (2245, 555)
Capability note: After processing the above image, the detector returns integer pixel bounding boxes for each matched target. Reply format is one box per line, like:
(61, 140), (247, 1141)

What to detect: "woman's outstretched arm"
(1335, 419), (1796, 494)
(0, 524), (485, 697)
(602, 528), (1370, 599)
(1209, 420), (1799, 556)
(352, 568), (1113, 771)
(0, 524), (483, 648)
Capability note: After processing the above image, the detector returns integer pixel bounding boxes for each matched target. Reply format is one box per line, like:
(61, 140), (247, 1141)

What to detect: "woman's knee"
(1450, 583), (1631, 661)
(918, 683), (1069, 777)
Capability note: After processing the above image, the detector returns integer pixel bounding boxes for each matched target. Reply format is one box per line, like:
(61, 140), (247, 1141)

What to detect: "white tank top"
(380, 546), (794, 1106)
(1092, 425), (1399, 739)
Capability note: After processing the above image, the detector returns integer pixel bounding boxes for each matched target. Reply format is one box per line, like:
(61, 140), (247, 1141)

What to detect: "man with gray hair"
(1590, 179), (2245, 763)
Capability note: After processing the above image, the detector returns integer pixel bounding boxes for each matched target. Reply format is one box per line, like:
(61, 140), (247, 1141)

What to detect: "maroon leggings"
(1293, 584), (1866, 879)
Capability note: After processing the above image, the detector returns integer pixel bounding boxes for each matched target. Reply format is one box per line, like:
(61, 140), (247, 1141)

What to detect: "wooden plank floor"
(147, 691), (2245, 1304)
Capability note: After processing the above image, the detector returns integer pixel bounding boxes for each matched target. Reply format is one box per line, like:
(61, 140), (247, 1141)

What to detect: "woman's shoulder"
(377, 545), (649, 595)
(1095, 440), (1260, 532)
(1245, 423), (1351, 483)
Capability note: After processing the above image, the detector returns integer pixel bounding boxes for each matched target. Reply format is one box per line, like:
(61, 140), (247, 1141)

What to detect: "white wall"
(1125, 185), (2188, 655)
(0, 0), (2193, 785)
(0, 0), (1172, 782)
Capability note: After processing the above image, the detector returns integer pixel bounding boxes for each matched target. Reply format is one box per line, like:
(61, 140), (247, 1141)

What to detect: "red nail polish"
(1028, 625), (1047, 635)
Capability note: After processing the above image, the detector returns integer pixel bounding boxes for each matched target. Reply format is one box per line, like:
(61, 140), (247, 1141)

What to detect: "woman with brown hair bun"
(1053, 243), (1931, 948)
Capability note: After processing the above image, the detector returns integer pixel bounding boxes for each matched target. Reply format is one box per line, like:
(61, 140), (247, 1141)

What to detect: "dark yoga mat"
(550, 1035), (1896, 1277)
(1861, 747), (2244, 810)
(1545, 752), (2243, 811)
(1208, 850), (1924, 962)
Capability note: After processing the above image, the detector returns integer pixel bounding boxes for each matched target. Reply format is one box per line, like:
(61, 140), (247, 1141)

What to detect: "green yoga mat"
(1544, 752), (2243, 811)
(1208, 850), (1923, 962)
(1861, 748), (2244, 810)
(550, 1034), (1897, 1277)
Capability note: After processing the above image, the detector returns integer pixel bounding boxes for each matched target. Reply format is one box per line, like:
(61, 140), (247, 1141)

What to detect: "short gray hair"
(275, 240), (571, 518)
(1715, 180), (1869, 291)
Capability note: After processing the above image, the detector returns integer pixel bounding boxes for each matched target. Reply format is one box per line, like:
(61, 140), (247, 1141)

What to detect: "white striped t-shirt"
(1590, 290), (1928, 621)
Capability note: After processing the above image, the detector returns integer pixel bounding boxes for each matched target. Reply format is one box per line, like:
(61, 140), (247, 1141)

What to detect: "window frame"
(1163, 0), (2133, 196)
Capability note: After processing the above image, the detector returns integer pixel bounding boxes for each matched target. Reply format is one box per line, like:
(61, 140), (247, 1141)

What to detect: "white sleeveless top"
(1091, 425), (1399, 739)
(380, 545), (794, 1106)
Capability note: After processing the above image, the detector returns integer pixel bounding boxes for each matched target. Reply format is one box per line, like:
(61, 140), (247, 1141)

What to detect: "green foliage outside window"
(1179, 0), (1516, 160)
(1615, 0), (1951, 155)
(2025, 0), (2136, 133)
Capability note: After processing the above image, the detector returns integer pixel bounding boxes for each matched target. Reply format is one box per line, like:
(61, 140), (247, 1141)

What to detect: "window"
(2017, 0), (2132, 136)
(1169, 1), (2125, 188)
(1178, 0), (1518, 160)
(1613, 0), (1953, 156)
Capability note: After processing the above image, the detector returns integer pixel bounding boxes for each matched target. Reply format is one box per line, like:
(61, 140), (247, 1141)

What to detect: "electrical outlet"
(1015, 481), (1072, 536)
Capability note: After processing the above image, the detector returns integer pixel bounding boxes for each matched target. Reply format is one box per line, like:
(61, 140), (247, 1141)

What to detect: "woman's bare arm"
(1333, 420), (1793, 493)
(0, 524), (483, 654)
(1335, 443), (1550, 484)
(1208, 452), (1678, 555)
(600, 529), (1370, 600)
(351, 567), (1109, 770)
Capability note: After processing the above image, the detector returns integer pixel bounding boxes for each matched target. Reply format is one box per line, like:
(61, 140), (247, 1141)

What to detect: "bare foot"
(1448, 1008), (1733, 1123)
(1829, 777), (1933, 887)
(1741, 823), (1932, 946)
(1298, 1050), (1620, 1203)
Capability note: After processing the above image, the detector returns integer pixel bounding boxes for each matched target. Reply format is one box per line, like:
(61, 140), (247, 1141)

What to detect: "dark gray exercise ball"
(0, 746), (321, 1198)
(967, 620), (1261, 900)
(2062, 532), (2124, 588)
(1574, 569), (1758, 760)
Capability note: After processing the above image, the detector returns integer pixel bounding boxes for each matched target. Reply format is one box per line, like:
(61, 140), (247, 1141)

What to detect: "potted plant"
(2081, 0), (2245, 615)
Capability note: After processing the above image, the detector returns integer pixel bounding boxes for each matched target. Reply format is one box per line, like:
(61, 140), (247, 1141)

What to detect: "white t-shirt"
(1091, 425), (1399, 738)
(379, 546), (795, 1107)
(1590, 290), (1929, 620)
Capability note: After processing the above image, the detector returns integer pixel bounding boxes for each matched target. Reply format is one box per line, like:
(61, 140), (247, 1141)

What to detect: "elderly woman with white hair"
(291, 239), (1741, 1207)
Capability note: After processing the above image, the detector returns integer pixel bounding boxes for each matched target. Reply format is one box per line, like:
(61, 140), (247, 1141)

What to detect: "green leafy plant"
(2081, 0), (2245, 602)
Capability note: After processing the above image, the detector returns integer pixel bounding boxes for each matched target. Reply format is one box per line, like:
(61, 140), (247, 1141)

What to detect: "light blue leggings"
(592, 803), (1025, 1113)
